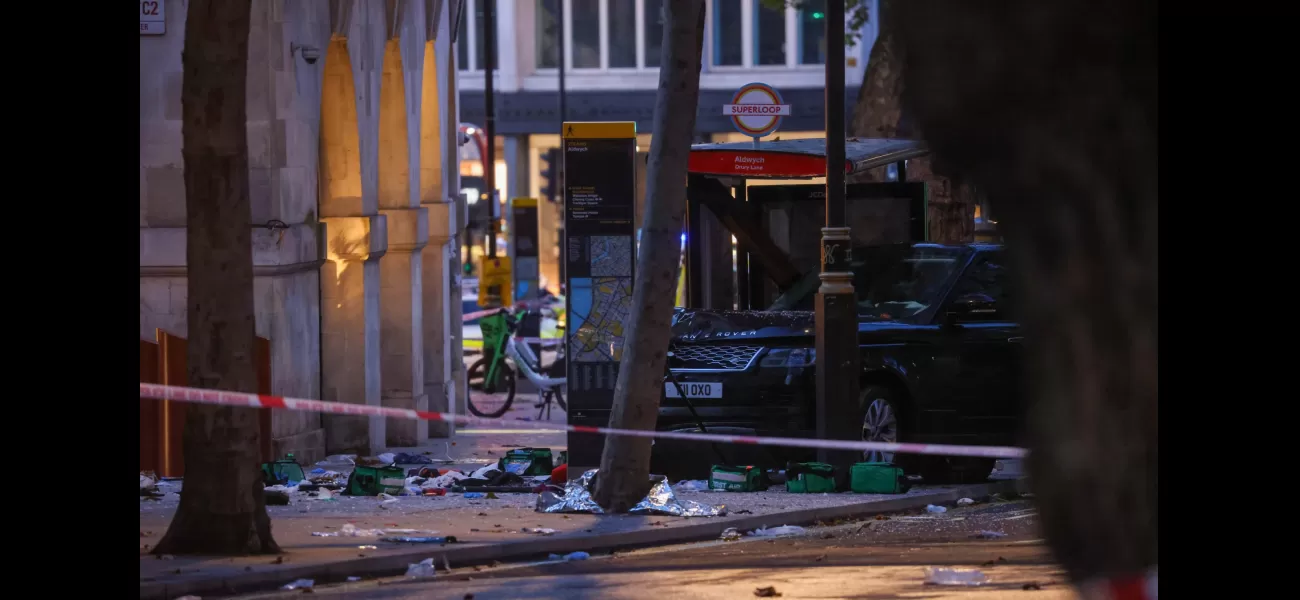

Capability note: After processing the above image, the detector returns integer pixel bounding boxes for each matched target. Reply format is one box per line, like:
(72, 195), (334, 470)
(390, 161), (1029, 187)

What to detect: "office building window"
(571, 0), (601, 68)
(608, 0), (638, 68)
(457, 0), (489, 71)
(754, 0), (786, 66)
(531, 0), (838, 71)
(712, 0), (743, 66)
(536, 0), (668, 71)
(798, 0), (827, 65)
(644, 0), (664, 67)
(536, 0), (561, 69)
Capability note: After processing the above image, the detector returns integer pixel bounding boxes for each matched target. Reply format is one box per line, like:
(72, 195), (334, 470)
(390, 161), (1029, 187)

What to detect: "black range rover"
(653, 242), (1025, 483)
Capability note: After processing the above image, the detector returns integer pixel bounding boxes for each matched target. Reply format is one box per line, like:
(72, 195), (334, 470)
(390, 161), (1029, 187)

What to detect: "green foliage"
(758, 0), (871, 46)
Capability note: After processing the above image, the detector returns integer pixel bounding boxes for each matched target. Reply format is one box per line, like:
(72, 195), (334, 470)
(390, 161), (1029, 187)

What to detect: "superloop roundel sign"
(723, 82), (791, 139)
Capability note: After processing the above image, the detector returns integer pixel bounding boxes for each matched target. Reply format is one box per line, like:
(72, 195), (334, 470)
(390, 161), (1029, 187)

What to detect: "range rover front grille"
(669, 344), (764, 371)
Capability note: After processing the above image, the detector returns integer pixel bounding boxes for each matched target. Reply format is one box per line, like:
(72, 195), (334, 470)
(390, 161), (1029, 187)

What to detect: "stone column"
(420, 3), (464, 438)
(380, 208), (429, 447)
(319, 216), (388, 454)
(423, 203), (457, 438)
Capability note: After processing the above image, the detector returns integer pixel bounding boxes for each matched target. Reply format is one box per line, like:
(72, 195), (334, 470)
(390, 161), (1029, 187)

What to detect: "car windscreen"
(768, 245), (970, 318)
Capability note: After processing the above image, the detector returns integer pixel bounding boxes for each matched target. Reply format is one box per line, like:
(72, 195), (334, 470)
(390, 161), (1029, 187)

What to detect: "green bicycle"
(466, 309), (568, 419)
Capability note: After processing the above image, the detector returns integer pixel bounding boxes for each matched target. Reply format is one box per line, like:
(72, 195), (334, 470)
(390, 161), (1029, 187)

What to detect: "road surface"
(239, 498), (1073, 599)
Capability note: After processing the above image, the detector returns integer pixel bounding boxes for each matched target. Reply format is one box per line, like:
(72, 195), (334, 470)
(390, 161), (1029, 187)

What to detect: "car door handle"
(1007, 337), (1024, 343)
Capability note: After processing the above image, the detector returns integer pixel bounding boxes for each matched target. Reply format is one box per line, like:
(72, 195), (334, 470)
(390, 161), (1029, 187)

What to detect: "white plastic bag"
(923, 567), (987, 586)
(749, 525), (806, 537)
(281, 578), (315, 590)
(405, 558), (437, 579)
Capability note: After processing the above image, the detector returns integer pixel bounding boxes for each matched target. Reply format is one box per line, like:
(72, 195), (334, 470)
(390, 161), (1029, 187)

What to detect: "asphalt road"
(239, 498), (1073, 599)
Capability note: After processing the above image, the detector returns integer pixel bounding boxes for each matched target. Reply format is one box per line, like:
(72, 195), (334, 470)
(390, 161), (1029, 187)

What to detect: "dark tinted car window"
(767, 245), (967, 318)
(948, 251), (1016, 321)
(852, 245), (966, 319)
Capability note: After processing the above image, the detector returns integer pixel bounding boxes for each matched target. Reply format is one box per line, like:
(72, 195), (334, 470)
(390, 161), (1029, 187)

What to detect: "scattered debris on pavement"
(281, 578), (314, 590)
(405, 558), (438, 579)
(957, 497), (976, 506)
(720, 527), (742, 541)
(754, 585), (783, 597)
(923, 567), (989, 586)
(521, 527), (558, 535)
(972, 530), (1007, 539)
(926, 504), (947, 513)
(547, 551), (590, 561)
(380, 535), (459, 544)
(346, 576), (362, 582)
(749, 525), (806, 537)
(537, 469), (727, 516)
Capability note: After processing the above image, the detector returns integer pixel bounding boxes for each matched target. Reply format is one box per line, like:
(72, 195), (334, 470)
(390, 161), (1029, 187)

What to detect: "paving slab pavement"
(139, 477), (1027, 599)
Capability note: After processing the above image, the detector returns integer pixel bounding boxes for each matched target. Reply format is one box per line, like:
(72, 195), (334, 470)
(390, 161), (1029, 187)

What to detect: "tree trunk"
(893, 0), (1157, 590)
(592, 0), (707, 512)
(153, 0), (280, 556)
(850, 0), (976, 243)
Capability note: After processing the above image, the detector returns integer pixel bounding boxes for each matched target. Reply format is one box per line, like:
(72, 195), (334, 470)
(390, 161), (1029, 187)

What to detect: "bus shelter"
(682, 137), (932, 310)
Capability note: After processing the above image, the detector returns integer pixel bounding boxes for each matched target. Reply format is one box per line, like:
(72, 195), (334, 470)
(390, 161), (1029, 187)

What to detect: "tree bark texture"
(850, 0), (976, 243)
(893, 0), (1157, 587)
(154, 0), (280, 556)
(593, 0), (707, 512)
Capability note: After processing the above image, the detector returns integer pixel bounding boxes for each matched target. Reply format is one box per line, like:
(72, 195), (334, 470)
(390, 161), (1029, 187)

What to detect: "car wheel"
(859, 385), (923, 474)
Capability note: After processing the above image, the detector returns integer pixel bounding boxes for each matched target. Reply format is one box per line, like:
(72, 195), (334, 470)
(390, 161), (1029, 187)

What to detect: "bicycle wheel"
(467, 358), (516, 418)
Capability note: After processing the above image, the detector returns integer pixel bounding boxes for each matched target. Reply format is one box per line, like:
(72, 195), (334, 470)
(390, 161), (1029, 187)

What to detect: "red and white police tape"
(138, 383), (1028, 459)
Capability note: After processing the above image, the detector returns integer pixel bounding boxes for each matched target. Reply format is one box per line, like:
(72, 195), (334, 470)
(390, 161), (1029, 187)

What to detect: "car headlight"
(759, 348), (816, 368)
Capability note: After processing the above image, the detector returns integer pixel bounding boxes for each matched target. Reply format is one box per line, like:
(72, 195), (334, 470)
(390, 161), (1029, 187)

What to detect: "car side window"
(948, 252), (1016, 322)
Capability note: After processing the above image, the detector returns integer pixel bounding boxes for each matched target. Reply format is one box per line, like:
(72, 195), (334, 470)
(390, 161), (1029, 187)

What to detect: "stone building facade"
(140, 0), (469, 464)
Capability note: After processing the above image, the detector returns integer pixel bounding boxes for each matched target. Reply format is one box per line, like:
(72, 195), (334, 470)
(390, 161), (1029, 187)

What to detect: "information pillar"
(562, 122), (638, 478)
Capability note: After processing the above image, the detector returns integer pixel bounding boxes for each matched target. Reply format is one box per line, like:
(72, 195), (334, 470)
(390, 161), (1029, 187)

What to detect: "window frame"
(458, 0), (485, 72)
(533, 0), (654, 73)
(531, 0), (832, 73)
(942, 251), (1017, 323)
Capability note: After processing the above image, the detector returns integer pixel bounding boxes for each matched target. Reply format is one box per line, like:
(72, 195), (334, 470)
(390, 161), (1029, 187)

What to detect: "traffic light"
(463, 262), (474, 276)
(540, 148), (563, 203)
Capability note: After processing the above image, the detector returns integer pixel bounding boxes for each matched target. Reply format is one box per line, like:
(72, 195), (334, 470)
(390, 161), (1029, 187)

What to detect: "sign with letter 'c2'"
(140, 0), (165, 35)
(723, 82), (790, 140)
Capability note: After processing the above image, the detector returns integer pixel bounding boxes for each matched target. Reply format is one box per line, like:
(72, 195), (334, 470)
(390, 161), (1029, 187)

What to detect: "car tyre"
(858, 384), (924, 475)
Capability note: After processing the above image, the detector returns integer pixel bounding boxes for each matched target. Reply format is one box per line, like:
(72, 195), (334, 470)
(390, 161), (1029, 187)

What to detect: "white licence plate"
(664, 382), (723, 398)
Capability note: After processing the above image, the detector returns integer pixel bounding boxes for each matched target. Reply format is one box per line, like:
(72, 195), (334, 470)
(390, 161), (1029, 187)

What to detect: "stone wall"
(140, 0), (465, 463)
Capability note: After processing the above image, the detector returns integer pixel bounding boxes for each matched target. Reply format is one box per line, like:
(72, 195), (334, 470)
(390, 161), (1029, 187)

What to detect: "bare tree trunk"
(593, 0), (707, 512)
(850, 0), (976, 243)
(154, 0), (279, 556)
(894, 0), (1157, 589)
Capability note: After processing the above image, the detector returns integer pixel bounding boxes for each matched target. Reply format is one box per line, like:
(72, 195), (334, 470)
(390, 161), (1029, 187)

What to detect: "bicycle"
(466, 308), (568, 419)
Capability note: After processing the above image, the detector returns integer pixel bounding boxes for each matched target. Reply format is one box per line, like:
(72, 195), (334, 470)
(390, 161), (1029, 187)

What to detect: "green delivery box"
(709, 465), (769, 492)
(785, 462), (837, 493)
(497, 447), (554, 476)
(345, 464), (407, 496)
(849, 462), (912, 494)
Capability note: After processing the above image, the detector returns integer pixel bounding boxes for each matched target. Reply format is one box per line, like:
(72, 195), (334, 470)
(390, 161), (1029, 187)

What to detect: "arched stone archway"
(377, 30), (431, 448)
(319, 36), (364, 216)
(419, 0), (465, 440)
(318, 30), (388, 455)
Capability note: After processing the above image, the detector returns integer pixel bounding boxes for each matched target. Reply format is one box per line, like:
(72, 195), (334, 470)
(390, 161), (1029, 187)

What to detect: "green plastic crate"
(497, 447), (554, 476)
(261, 454), (305, 486)
(849, 462), (911, 494)
(345, 464), (407, 496)
(785, 462), (837, 493)
(709, 465), (769, 492)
